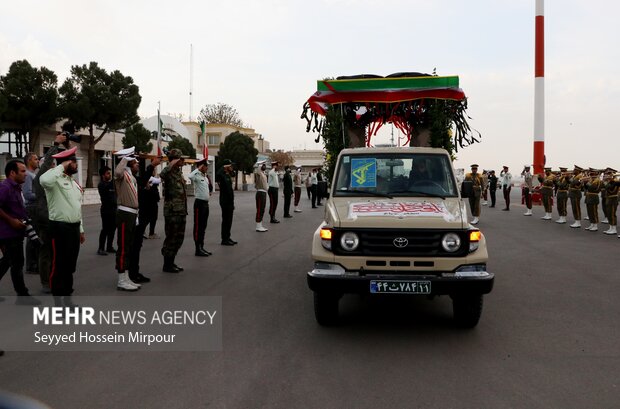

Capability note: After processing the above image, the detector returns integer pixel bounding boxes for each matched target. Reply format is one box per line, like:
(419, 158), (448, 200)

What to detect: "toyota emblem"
(393, 237), (408, 248)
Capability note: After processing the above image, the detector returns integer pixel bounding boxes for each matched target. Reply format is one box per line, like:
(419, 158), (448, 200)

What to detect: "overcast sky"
(1, 0), (619, 172)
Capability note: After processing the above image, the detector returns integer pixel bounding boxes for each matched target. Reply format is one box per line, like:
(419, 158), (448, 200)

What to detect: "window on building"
(208, 134), (220, 145)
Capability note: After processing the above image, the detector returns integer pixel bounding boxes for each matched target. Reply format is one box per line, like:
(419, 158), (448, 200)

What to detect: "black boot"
(195, 244), (210, 257)
(163, 256), (179, 273)
(171, 256), (183, 272)
(201, 246), (212, 256)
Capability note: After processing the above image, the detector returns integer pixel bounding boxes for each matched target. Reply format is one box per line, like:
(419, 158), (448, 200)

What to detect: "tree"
(216, 131), (258, 189)
(122, 123), (153, 154)
(269, 150), (295, 168)
(166, 135), (196, 159)
(59, 62), (141, 187)
(198, 103), (245, 127)
(0, 60), (59, 153)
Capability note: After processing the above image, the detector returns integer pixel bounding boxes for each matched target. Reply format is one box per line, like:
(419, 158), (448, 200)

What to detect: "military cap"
(544, 167), (552, 171)
(589, 168), (600, 174)
(502, 165), (509, 169)
(470, 164), (479, 168)
(167, 148), (183, 160)
(604, 167), (617, 173)
(52, 146), (78, 163)
(559, 167), (568, 171)
(271, 161), (279, 166)
(222, 159), (234, 167)
(573, 165), (583, 172)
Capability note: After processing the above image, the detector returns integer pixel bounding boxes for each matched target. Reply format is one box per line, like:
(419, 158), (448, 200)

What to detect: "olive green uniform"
(569, 174), (583, 221)
(555, 175), (570, 217)
(584, 178), (601, 224)
(160, 164), (187, 259)
(538, 173), (555, 213)
(605, 182), (618, 226)
(465, 172), (482, 217)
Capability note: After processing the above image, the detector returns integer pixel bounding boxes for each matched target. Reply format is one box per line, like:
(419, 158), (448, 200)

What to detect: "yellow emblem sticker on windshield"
(351, 158), (376, 188)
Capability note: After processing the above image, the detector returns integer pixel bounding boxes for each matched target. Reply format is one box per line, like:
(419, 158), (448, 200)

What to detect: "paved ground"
(0, 190), (618, 408)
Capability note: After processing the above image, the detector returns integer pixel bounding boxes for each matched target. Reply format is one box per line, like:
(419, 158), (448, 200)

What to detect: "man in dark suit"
(217, 159), (237, 245)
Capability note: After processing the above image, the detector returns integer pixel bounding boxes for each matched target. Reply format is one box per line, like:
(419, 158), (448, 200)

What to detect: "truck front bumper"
(307, 263), (494, 296)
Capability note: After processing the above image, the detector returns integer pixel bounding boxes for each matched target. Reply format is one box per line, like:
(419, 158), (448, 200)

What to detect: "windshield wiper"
(341, 189), (393, 199)
(387, 190), (446, 200)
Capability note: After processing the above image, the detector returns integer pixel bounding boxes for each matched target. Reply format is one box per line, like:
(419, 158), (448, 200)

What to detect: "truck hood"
(329, 197), (466, 229)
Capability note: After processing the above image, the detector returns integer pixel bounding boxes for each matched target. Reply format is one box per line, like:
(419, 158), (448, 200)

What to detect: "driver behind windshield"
(409, 160), (432, 184)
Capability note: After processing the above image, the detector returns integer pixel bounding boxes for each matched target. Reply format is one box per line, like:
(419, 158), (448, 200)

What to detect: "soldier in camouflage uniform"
(160, 149), (187, 273)
(569, 166), (584, 228)
(555, 167), (570, 224)
(584, 169), (602, 231)
(538, 167), (555, 220)
(603, 169), (618, 235)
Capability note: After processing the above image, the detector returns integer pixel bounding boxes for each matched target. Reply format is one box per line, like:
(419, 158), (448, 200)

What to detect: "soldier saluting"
(160, 149), (187, 273)
(464, 164), (482, 225)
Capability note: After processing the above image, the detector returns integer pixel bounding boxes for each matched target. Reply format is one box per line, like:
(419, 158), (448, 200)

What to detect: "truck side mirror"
(461, 180), (473, 198)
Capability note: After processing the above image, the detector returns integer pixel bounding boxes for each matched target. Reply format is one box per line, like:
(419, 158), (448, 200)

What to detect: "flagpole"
(157, 101), (162, 156)
(189, 44), (194, 122)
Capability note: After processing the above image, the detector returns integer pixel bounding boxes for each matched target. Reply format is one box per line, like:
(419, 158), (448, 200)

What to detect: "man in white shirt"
(267, 161), (280, 223)
(500, 165), (513, 211)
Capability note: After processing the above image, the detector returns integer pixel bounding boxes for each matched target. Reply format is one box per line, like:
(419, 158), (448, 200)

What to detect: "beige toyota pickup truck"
(308, 147), (493, 327)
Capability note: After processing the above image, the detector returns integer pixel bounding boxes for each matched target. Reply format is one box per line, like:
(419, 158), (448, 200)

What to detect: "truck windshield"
(333, 153), (458, 197)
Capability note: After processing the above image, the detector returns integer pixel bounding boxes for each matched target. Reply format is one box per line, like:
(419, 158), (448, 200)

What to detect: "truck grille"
(332, 228), (469, 258)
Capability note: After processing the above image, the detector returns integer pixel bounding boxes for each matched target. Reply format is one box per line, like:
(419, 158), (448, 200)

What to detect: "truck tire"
(313, 292), (340, 326)
(452, 294), (483, 328)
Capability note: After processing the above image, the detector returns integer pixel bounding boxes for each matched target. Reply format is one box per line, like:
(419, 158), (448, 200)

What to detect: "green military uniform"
(568, 167), (583, 226)
(464, 164), (482, 224)
(538, 169), (555, 219)
(584, 171), (601, 230)
(160, 149), (187, 271)
(555, 168), (570, 223)
(605, 180), (618, 229)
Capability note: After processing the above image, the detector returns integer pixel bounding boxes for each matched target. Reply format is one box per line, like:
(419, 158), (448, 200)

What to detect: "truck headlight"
(340, 232), (359, 251)
(441, 233), (461, 253)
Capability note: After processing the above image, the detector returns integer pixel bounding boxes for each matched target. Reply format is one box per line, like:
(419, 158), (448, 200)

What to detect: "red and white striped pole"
(533, 0), (545, 175)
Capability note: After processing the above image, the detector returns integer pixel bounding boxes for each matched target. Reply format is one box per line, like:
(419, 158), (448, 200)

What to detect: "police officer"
(538, 167), (555, 220)
(97, 165), (116, 255)
(293, 167), (303, 213)
(189, 158), (212, 256)
(488, 170), (498, 208)
(39, 146), (85, 305)
(217, 159), (237, 245)
(160, 149), (188, 272)
(569, 166), (584, 228)
(584, 168), (602, 231)
(464, 164), (482, 225)
(555, 167), (570, 224)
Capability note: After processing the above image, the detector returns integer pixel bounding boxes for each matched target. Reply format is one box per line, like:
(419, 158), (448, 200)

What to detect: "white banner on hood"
(349, 201), (450, 218)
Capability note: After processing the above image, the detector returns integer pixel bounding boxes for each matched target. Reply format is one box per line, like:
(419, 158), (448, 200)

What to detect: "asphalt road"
(0, 190), (618, 409)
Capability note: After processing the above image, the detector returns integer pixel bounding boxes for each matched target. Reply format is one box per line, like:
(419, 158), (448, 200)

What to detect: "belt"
(586, 192), (600, 195)
(118, 205), (138, 214)
(257, 189), (267, 193)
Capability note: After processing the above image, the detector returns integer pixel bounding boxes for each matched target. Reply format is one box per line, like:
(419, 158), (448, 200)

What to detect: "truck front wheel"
(452, 294), (483, 328)
(313, 292), (340, 326)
